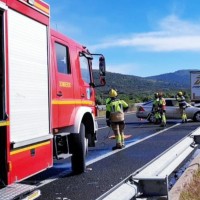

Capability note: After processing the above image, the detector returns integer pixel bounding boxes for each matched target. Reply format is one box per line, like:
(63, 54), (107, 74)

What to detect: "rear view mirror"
(100, 76), (106, 86)
(99, 56), (106, 76)
(90, 53), (106, 87)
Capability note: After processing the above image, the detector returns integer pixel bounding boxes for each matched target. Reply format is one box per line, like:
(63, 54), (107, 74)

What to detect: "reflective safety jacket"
(152, 98), (160, 111)
(105, 97), (111, 110)
(106, 97), (111, 104)
(106, 98), (129, 122)
(176, 95), (187, 108)
(158, 97), (166, 111)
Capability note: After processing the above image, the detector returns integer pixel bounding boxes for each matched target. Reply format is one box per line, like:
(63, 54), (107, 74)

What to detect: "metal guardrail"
(98, 127), (200, 200)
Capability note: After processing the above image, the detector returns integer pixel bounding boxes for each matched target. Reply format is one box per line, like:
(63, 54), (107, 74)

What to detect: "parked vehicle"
(190, 71), (200, 103)
(136, 98), (200, 123)
(0, 0), (105, 199)
(193, 103), (200, 108)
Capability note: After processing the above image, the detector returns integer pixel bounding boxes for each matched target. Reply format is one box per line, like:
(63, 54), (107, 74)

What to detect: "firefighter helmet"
(158, 92), (163, 97)
(178, 91), (183, 96)
(109, 89), (118, 98)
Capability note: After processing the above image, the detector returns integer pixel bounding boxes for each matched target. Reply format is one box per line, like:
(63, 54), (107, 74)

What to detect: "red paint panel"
(6, 0), (49, 25)
(8, 141), (53, 184)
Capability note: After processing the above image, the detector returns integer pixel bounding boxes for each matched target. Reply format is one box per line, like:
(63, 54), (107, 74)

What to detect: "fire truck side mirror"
(90, 53), (106, 87)
(99, 56), (106, 77)
(99, 56), (106, 86)
(100, 76), (106, 86)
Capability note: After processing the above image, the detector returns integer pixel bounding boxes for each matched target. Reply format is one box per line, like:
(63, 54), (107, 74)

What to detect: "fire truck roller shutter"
(8, 9), (50, 143)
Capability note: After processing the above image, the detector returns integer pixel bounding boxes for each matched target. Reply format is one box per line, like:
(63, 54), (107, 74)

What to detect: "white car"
(136, 98), (200, 123)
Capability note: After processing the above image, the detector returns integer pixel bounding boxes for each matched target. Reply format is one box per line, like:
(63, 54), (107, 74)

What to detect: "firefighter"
(158, 92), (166, 127)
(105, 97), (111, 105)
(176, 91), (187, 123)
(105, 89), (113, 108)
(106, 89), (129, 150)
(151, 92), (161, 124)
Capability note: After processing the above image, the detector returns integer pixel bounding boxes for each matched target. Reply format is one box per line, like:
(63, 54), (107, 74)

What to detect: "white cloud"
(159, 15), (200, 34)
(90, 15), (200, 52)
(105, 63), (140, 75)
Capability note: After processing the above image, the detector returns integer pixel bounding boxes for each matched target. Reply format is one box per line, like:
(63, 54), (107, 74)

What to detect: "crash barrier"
(97, 127), (200, 200)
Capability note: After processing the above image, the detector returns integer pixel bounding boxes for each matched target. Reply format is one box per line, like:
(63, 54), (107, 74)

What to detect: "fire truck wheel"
(71, 123), (86, 174)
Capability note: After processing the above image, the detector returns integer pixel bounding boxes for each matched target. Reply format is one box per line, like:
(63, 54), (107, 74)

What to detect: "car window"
(172, 100), (179, 106)
(166, 100), (173, 106)
(55, 42), (71, 74)
(79, 54), (91, 84)
(144, 101), (153, 106)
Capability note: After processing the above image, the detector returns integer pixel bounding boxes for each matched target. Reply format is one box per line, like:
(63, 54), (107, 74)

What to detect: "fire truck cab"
(0, 0), (105, 198)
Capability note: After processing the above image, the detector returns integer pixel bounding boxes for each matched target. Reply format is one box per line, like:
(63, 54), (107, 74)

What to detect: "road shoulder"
(169, 152), (200, 200)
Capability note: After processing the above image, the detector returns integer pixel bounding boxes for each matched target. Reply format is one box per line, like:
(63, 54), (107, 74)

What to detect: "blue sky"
(45, 0), (200, 77)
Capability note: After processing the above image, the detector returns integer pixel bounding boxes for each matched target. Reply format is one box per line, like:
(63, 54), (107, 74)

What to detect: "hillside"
(94, 69), (193, 94)
(146, 70), (198, 88)
(93, 69), (196, 102)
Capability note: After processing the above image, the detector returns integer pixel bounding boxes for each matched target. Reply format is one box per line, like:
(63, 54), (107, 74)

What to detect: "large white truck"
(190, 71), (200, 103)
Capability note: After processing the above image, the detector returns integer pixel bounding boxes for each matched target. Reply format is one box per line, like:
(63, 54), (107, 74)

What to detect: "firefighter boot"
(182, 113), (187, 123)
(112, 143), (122, 150)
(121, 133), (125, 148)
(112, 134), (122, 150)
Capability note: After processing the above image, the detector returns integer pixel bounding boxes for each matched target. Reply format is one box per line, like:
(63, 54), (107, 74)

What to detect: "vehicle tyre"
(71, 123), (86, 174)
(193, 111), (200, 122)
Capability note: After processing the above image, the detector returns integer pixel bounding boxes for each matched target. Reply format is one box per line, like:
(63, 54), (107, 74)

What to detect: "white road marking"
(37, 122), (180, 188)
(86, 123), (180, 165)
(98, 126), (108, 130)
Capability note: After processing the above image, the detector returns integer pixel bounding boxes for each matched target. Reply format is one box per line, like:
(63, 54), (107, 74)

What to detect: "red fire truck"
(0, 0), (106, 199)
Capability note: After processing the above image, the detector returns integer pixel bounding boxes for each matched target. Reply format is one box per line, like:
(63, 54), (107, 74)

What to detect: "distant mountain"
(146, 69), (198, 89)
(93, 69), (196, 97)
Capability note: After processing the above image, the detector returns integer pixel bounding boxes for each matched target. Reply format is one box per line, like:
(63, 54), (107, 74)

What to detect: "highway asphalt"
(24, 113), (200, 200)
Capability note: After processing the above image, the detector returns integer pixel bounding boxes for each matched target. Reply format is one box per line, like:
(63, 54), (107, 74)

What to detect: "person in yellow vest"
(106, 89), (129, 150)
(176, 91), (187, 123)
(105, 89), (113, 109)
(105, 88), (118, 106)
(158, 92), (166, 127)
(151, 92), (161, 124)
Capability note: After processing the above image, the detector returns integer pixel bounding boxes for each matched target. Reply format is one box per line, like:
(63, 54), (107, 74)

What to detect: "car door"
(171, 99), (181, 119)
(165, 99), (177, 119)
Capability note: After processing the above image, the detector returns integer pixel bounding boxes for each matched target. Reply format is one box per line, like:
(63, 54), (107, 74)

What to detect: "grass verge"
(180, 169), (200, 200)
